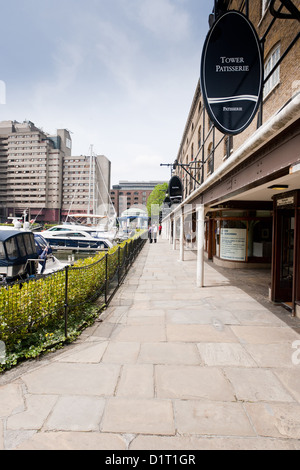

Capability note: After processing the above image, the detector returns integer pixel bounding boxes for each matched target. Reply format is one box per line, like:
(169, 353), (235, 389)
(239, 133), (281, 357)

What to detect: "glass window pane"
(17, 235), (26, 257)
(5, 238), (19, 260)
(0, 242), (5, 259)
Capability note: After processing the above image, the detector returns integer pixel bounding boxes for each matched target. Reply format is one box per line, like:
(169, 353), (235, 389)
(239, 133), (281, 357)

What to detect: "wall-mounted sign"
(200, 11), (263, 135)
(277, 196), (295, 207)
(220, 228), (247, 261)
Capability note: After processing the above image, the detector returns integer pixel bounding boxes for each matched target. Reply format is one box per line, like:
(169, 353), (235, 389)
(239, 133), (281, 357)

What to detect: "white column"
(197, 204), (205, 288)
(179, 209), (184, 262)
(173, 217), (177, 250)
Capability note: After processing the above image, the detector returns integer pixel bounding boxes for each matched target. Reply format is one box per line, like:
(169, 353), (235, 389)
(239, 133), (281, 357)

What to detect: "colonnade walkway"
(1, 239), (300, 450)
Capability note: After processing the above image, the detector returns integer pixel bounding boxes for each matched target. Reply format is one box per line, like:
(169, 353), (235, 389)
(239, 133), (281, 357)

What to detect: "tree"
(147, 183), (168, 217)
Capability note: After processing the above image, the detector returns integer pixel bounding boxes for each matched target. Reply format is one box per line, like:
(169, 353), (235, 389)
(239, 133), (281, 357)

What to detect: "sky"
(1, 0), (213, 186)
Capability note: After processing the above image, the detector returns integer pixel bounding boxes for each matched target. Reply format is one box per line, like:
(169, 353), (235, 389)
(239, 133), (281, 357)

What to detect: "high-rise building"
(0, 120), (111, 224)
(62, 153), (111, 220)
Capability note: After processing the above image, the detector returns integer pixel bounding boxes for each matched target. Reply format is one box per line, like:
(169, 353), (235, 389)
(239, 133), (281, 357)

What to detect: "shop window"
(212, 216), (272, 263)
(249, 219), (272, 260)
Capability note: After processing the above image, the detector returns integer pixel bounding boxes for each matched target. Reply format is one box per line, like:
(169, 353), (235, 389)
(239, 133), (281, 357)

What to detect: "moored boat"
(0, 230), (66, 284)
(36, 227), (114, 252)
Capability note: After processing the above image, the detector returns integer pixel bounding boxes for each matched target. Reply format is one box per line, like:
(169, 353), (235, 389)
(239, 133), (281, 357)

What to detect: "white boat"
(37, 227), (114, 252)
(63, 213), (118, 242)
(116, 207), (149, 241)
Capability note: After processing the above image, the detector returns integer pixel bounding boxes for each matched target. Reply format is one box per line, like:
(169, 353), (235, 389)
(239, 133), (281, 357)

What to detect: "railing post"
(118, 246), (121, 286)
(64, 265), (69, 339)
(105, 253), (108, 305)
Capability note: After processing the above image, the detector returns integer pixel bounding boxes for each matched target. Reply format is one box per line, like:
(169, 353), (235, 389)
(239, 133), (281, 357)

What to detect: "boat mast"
(88, 144), (93, 223)
(93, 151), (96, 224)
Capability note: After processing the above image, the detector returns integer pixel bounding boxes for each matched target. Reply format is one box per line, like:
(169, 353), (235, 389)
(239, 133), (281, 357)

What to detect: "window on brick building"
(262, 0), (271, 16)
(264, 43), (281, 99)
(207, 143), (214, 175)
(224, 135), (233, 160)
(198, 126), (202, 150)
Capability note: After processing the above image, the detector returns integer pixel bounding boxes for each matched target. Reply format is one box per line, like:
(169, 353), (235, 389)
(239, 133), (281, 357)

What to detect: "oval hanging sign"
(168, 176), (183, 202)
(200, 11), (263, 135)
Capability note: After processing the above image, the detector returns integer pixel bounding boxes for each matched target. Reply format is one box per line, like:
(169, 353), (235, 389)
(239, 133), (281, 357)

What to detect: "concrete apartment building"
(0, 120), (111, 224)
(111, 181), (166, 216)
(62, 153), (111, 220)
(164, 0), (300, 316)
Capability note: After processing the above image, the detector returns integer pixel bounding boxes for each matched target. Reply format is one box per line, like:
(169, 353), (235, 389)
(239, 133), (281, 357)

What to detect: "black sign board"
(200, 11), (263, 135)
(168, 176), (183, 203)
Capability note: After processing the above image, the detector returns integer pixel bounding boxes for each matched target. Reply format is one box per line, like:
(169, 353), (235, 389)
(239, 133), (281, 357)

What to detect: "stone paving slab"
(223, 367), (295, 402)
(0, 239), (300, 450)
(7, 395), (57, 431)
(166, 324), (238, 343)
(44, 396), (106, 432)
(116, 364), (154, 398)
(174, 400), (255, 437)
(101, 398), (175, 435)
(15, 432), (128, 450)
(155, 365), (236, 401)
(138, 342), (201, 365)
(22, 363), (120, 396)
(130, 434), (300, 450)
(197, 342), (257, 367)
(245, 402), (300, 440)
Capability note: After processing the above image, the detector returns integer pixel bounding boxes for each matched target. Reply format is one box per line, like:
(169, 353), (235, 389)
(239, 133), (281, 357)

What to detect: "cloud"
(131, 0), (191, 43)
(95, 20), (141, 96)
(2, 0), (213, 187)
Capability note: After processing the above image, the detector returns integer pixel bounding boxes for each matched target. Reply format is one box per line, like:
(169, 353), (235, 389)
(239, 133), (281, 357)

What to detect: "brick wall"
(176, 0), (300, 195)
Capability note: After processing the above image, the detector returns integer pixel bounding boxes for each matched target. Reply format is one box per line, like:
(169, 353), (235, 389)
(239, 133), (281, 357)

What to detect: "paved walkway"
(1, 239), (300, 450)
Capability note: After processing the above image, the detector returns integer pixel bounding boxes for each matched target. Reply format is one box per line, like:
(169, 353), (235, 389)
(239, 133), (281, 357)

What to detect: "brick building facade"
(163, 0), (300, 316)
(111, 181), (166, 216)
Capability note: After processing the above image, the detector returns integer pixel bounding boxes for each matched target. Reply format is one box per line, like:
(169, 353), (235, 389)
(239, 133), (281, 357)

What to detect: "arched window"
(224, 135), (233, 160)
(207, 143), (214, 175)
(262, 0), (271, 17)
(198, 126), (202, 150)
(264, 43), (281, 98)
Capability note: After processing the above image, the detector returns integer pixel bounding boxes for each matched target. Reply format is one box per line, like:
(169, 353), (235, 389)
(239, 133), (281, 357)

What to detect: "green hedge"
(0, 233), (145, 354)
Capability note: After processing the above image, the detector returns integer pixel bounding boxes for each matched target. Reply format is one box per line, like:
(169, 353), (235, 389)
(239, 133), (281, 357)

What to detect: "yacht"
(37, 227), (114, 251)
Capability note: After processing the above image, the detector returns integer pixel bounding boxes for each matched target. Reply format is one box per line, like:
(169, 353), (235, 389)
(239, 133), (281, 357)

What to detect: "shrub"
(0, 232), (146, 367)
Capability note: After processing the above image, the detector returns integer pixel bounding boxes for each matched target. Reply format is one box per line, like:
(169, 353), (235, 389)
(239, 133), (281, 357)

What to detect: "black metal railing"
(0, 234), (147, 351)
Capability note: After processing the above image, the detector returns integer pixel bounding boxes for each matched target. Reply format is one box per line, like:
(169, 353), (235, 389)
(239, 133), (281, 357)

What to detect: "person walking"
(152, 224), (158, 243)
(148, 225), (152, 243)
